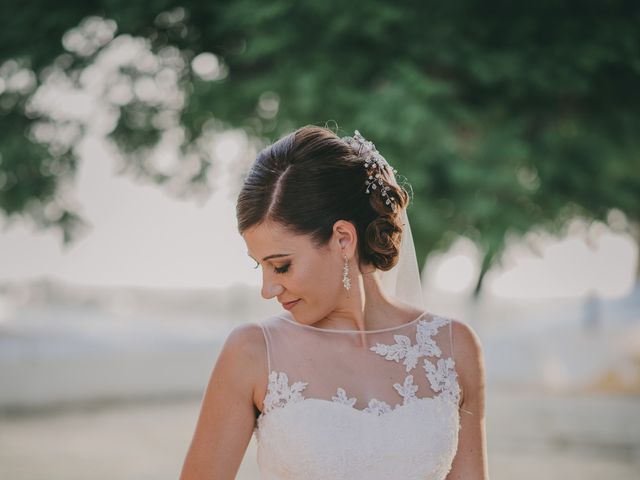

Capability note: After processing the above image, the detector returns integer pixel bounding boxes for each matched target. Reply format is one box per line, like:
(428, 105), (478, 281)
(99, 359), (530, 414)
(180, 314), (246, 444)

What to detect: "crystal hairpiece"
(341, 130), (398, 211)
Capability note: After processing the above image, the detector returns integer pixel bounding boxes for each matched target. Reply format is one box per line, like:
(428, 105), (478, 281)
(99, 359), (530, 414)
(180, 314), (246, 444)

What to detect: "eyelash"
(253, 262), (291, 274)
(275, 263), (290, 274)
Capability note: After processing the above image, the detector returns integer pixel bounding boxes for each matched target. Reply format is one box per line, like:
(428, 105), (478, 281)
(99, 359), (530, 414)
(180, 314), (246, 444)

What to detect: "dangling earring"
(342, 254), (351, 297)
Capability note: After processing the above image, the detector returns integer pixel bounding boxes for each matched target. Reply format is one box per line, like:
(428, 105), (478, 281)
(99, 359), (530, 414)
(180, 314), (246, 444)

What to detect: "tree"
(1, 0), (639, 294)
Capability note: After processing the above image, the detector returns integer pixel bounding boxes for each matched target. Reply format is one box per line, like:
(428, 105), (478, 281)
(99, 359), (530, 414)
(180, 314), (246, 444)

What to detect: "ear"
(332, 220), (357, 257)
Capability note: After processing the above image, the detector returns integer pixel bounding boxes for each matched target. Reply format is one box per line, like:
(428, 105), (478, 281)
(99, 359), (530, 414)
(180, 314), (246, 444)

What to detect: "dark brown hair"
(236, 125), (411, 271)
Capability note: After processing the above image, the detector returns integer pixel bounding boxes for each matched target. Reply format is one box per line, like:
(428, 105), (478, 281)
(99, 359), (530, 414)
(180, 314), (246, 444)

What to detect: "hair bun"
(360, 168), (410, 271)
(363, 214), (402, 271)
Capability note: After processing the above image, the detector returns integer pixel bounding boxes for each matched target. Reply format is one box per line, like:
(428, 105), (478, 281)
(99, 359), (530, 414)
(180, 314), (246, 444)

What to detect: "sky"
(0, 131), (637, 300)
(0, 131), (262, 290)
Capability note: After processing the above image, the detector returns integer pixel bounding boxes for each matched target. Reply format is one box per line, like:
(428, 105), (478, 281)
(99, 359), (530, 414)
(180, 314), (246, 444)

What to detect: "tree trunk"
(473, 248), (495, 299)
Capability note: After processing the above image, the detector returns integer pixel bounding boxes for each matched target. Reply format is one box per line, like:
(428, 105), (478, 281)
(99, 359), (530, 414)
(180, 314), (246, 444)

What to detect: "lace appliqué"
(369, 315), (460, 405)
(331, 386), (394, 415)
(327, 374), (419, 416)
(265, 373), (400, 417)
(393, 374), (419, 405)
(369, 315), (449, 372)
(261, 315), (460, 417)
(331, 387), (357, 407)
(363, 398), (393, 415)
(263, 371), (308, 414)
(423, 357), (461, 405)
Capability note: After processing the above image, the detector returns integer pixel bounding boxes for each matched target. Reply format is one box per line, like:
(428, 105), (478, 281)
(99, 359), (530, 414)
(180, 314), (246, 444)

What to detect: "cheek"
(293, 257), (340, 293)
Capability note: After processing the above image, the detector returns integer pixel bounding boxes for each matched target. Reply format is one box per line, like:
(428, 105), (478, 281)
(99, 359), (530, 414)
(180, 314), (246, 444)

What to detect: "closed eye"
(252, 261), (291, 274)
(274, 263), (290, 274)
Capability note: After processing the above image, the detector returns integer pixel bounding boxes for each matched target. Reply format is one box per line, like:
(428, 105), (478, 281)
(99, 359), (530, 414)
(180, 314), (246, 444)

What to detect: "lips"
(281, 299), (300, 310)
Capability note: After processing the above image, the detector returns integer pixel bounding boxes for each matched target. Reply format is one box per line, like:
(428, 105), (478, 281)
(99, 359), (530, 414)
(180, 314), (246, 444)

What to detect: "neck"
(314, 264), (401, 332)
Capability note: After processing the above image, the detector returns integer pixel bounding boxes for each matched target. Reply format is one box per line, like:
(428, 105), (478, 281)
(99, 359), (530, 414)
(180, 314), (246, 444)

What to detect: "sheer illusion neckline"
(278, 310), (430, 334)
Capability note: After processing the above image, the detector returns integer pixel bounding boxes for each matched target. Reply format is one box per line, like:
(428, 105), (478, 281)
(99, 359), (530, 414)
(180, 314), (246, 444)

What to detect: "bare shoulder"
(214, 322), (267, 391)
(222, 321), (267, 360)
(449, 319), (486, 410)
(449, 318), (484, 361)
(222, 322), (267, 376)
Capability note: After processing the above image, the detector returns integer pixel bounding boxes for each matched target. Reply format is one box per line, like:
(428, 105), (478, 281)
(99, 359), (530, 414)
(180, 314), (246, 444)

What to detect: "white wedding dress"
(252, 310), (461, 479)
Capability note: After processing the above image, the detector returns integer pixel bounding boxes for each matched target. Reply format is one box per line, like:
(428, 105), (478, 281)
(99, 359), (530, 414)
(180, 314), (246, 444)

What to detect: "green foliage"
(1, 0), (639, 291)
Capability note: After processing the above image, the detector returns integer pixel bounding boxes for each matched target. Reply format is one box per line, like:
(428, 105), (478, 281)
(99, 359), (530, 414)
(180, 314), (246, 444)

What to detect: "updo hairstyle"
(236, 125), (411, 271)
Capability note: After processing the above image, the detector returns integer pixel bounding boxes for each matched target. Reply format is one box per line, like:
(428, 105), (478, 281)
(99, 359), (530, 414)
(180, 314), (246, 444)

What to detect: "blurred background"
(1, 1), (639, 479)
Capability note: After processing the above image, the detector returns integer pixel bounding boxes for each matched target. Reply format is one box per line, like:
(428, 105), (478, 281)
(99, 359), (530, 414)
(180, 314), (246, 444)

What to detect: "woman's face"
(242, 219), (356, 324)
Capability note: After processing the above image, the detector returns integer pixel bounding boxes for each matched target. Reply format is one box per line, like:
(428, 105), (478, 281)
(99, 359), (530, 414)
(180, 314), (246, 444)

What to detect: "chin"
(287, 306), (304, 321)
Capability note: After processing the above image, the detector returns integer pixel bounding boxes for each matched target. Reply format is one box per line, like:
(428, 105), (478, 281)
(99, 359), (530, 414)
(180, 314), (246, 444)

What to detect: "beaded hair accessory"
(341, 130), (399, 212)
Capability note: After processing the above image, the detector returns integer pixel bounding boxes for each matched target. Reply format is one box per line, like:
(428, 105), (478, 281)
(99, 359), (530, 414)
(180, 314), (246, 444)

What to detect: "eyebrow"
(247, 252), (293, 262)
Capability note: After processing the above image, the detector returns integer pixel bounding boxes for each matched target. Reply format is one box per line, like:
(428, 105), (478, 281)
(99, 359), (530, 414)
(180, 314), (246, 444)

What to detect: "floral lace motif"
(369, 315), (449, 372)
(393, 374), (419, 405)
(262, 316), (460, 417)
(330, 375), (419, 415)
(263, 371), (308, 414)
(369, 315), (460, 405)
(363, 398), (393, 415)
(424, 357), (461, 405)
(331, 387), (357, 407)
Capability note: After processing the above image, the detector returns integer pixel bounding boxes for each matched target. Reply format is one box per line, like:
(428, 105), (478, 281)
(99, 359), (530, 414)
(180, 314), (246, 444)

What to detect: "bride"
(180, 125), (489, 479)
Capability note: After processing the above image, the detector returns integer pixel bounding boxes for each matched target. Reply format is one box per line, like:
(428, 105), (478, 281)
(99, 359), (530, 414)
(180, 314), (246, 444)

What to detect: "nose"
(261, 271), (284, 300)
